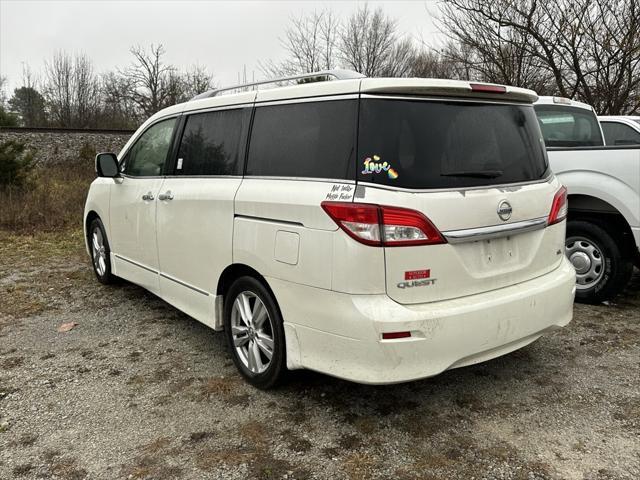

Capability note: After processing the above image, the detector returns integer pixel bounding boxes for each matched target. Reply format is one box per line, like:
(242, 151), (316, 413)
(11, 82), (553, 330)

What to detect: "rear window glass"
(246, 100), (357, 179)
(176, 108), (247, 175)
(534, 105), (604, 147)
(357, 99), (548, 189)
(601, 122), (640, 146)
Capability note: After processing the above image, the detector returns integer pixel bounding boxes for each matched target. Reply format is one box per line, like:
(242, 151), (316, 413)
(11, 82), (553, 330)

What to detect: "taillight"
(321, 201), (446, 247)
(470, 83), (507, 93)
(548, 186), (568, 225)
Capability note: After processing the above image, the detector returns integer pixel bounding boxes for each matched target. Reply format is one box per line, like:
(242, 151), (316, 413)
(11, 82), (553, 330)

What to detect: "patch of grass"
(186, 431), (215, 444)
(196, 447), (255, 470)
(240, 420), (267, 447)
(12, 463), (34, 477)
(198, 376), (239, 399)
(1, 356), (24, 369)
(0, 161), (95, 232)
(342, 452), (378, 480)
(9, 432), (38, 447)
(50, 458), (88, 480)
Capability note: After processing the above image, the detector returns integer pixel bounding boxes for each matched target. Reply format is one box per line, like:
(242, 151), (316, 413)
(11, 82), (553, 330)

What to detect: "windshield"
(534, 105), (604, 147)
(357, 99), (548, 189)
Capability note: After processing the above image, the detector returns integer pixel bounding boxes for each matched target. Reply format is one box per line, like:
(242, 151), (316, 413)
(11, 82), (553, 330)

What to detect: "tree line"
(0, 45), (213, 130)
(1, 0), (638, 130)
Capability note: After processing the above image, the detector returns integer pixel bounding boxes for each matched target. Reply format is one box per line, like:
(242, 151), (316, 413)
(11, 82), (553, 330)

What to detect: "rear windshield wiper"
(441, 170), (503, 179)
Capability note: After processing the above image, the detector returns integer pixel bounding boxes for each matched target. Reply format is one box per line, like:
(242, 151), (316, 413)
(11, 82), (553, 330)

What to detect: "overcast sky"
(0, 0), (442, 93)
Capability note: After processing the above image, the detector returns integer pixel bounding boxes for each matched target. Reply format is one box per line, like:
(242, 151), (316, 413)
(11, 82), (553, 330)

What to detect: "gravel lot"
(1, 229), (638, 480)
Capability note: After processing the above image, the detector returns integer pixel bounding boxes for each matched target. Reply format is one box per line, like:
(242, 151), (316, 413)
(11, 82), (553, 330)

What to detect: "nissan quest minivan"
(85, 71), (576, 389)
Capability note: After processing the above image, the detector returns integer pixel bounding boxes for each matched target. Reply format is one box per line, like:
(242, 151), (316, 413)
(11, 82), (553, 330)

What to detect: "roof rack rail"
(190, 69), (365, 101)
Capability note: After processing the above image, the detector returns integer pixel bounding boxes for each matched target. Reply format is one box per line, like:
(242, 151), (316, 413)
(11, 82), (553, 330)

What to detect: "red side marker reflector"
(382, 331), (411, 340)
(470, 83), (507, 93)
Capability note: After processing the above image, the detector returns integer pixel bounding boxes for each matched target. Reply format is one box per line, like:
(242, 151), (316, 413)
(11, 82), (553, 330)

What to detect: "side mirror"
(95, 153), (120, 178)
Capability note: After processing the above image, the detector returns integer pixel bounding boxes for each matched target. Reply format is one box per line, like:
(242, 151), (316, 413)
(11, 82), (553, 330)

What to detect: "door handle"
(158, 190), (174, 201)
(142, 192), (154, 201)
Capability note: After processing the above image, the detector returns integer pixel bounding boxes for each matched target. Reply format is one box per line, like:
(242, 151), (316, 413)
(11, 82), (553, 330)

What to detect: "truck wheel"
(565, 220), (633, 304)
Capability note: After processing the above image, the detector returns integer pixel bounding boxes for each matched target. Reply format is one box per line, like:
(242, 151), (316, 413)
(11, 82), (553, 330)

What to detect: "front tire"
(566, 220), (633, 304)
(224, 276), (286, 389)
(88, 218), (116, 285)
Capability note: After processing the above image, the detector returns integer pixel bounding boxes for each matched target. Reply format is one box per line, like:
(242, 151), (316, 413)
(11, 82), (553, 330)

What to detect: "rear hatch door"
(356, 92), (564, 304)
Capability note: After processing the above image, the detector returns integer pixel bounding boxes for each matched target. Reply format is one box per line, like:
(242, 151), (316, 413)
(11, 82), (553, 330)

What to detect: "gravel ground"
(0, 229), (638, 480)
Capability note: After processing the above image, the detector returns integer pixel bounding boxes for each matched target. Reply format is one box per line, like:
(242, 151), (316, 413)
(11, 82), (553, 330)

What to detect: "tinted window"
(534, 105), (603, 147)
(601, 122), (640, 145)
(357, 99), (548, 189)
(177, 109), (247, 175)
(124, 118), (176, 176)
(246, 100), (357, 179)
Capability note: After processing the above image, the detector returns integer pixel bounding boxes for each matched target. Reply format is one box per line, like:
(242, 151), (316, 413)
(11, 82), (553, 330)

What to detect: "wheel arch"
(84, 210), (101, 255)
(567, 194), (637, 259)
(217, 263), (279, 305)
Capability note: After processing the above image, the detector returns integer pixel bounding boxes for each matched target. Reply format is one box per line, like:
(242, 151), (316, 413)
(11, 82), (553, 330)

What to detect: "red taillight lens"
(548, 186), (568, 225)
(382, 331), (411, 340)
(470, 83), (507, 93)
(321, 201), (446, 247)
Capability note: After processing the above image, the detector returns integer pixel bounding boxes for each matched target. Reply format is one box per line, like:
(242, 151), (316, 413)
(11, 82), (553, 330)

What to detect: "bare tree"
(261, 9), (340, 77)
(338, 5), (399, 77)
(411, 44), (463, 79)
(124, 44), (176, 117)
(182, 64), (214, 98)
(263, 6), (419, 79)
(44, 51), (101, 127)
(440, 0), (640, 113)
(100, 72), (137, 128)
(0, 76), (8, 107)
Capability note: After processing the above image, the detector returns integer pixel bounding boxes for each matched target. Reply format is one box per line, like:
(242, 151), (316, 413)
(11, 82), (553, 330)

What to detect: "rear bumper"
(268, 257), (576, 384)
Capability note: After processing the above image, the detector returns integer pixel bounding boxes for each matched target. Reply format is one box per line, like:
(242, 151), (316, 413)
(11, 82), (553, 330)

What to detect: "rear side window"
(601, 122), (640, 145)
(358, 99), (548, 189)
(246, 99), (357, 179)
(534, 105), (604, 147)
(176, 108), (247, 175)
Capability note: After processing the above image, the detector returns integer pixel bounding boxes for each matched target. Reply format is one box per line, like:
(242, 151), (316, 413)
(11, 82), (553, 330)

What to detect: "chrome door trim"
(443, 217), (548, 244)
(114, 254), (158, 274)
(159, 272), (210, 296)
(234, 214), (304, 227)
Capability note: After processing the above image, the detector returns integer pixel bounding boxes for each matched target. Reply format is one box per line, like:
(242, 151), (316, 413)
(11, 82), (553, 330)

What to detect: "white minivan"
(85, 71), (576, 388)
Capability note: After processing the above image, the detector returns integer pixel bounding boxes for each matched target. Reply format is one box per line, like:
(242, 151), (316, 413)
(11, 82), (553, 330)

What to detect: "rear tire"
(224, 276), (286, 389)
(566, 220), (633, 304)
(88, 218), (116, 285)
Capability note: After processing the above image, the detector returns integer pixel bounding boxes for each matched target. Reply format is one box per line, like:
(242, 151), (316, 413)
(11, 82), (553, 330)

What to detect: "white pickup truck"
(534, 96), (640, 303)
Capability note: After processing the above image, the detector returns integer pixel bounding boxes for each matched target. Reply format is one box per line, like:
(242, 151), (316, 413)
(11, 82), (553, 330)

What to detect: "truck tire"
(566, 220), (633, 304)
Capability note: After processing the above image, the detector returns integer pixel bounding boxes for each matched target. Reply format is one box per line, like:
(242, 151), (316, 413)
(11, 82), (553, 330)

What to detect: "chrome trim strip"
(159, 272), (210, 296)
(357, 175), (553, 194)
(255, 93), (360, 107)
(244, 176), (355, 184)
(162, 175), (243, 179)
(119, 174), (165, 180)
(183, 103), (253, 115)
(443, 217), (548, 244)
(114, 254), (158, 274)
(360, 93), (532, 106)
(235, 214), (304, 227)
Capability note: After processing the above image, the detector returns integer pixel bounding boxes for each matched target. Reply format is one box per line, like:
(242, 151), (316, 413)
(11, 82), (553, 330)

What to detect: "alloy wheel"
(230, 291), (275, 374)
(91, 227), (108, 277)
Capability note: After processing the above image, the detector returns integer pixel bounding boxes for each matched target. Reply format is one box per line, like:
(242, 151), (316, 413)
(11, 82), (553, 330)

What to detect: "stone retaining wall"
(0, 127), (135, 165)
